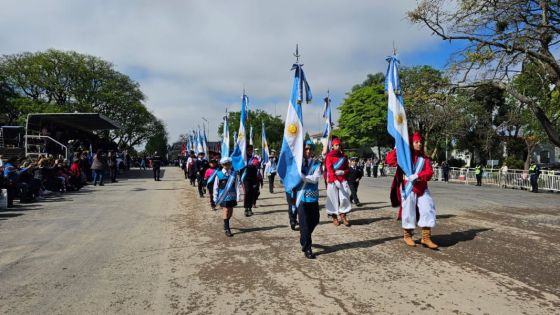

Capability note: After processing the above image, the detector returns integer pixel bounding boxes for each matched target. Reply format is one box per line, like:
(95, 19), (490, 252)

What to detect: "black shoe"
(244, 209), (250, 217)
(225, 229), (233, 237)
(248, 209), (254, 216)
(356, 202), (362, 207)
(290, 220), (297, 231)
(99, 183), (104, 186)
(304, 250), (316, 259)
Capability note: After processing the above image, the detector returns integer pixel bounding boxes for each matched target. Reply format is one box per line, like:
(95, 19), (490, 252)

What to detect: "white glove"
(407, 174), (418, 182)
(335, 170), (345, 176)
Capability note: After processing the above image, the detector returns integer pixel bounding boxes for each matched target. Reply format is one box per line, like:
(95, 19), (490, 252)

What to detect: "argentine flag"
(221, 113), (230, 158)
(261, 122), (269, 164)
(278, 63), (312, 191)
(197, 128), (204, 155)
(203, 128), (209, 158)
(231, 93), (249, 171)
(385, 55), (413, 179)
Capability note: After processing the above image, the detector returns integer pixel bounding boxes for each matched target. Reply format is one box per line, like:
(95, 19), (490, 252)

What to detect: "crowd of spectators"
(0, 149), (133, 208)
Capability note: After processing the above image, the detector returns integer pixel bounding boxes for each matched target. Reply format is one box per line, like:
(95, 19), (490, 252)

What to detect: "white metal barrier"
(385, 166), (560, 192)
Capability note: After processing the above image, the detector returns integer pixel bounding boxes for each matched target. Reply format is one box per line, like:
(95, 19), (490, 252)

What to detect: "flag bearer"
(241, 145), (259, 217)
(325, 138), (352, 226)
(213, 157), (239, 237)
(204, 159), (219, 209)
(296, 140), (322, 259)
(386, 132), (438, 249)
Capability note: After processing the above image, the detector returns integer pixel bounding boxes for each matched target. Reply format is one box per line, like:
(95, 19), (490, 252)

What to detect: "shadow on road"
(0, 213), (25, 220)
(436, 214), (457, 219)
(235, 224), (288, 234)
(432, 228), (492, 248)
(350, 216), (392, 226)
(115, 168), (166, 180)
(313, 235), (402, 256)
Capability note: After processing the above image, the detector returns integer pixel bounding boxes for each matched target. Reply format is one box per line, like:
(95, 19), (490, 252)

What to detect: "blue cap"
(220, 157), (232, 164)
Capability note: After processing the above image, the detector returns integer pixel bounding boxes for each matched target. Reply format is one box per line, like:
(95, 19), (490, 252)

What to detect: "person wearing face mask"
(386, 132), (438, 250)
(324, 137), (352, 227)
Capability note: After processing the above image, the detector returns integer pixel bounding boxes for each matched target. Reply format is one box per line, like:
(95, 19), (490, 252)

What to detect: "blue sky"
(0, 0), (464, 144)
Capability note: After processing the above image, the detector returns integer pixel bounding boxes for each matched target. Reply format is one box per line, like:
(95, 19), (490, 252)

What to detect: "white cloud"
(0, 0), (440, 142)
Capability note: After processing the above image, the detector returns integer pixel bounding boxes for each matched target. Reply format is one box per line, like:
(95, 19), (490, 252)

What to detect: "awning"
(26, 113), (120, 133)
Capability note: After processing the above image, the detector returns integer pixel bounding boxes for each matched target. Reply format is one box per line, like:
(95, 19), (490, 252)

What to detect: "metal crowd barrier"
(384, 166), (560, 192)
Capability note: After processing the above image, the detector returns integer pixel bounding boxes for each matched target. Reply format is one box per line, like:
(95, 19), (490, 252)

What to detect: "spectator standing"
(475, 163), (483, 186)
(91, 149), (106, 186)
(365, 159), (372, 177)
(529, 161), (540, 193)
(108, 151), (118, 183)
(500, 164), (508, 187)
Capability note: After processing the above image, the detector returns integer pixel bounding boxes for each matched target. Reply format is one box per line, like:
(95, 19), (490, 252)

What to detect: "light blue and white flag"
(203, 127), (209, 158)
(278, 63), (312, 192)
(197, 128), (204, 155)
(221, 112), (230, 158)
(261, 122), (269, 165)
(249, 125), (254, 146)
(231, 93), (249, 171)
(321, 93), (333, 152)
(385, 55), (413, 196)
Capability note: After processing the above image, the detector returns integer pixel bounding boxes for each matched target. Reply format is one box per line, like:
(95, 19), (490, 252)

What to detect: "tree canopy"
(217, 109), (284, 153)
(0, 49), (164, 150)
(408, 0), (560, 147)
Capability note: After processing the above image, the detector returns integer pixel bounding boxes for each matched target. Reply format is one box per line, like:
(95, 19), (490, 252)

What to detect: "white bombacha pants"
(401, 188), (436, 229)
(326, 180), (352, 215)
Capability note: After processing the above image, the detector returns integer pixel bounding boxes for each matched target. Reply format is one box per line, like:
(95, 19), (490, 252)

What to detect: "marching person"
(529, 161), (540, 193)
(204, 159), (219, 209)
(213, 157), (239, 237)
(151, 151), (162, 181)
(240, 145), (259, 217)
(296, 140), (322, 259)
(186, 151), (197, 186)
(386, 132), (438, 250)
(325, 137), (352, 227)
(347, 157), (363, 207)
(264, 150), (278, 193)
(195, 152), (209, 197)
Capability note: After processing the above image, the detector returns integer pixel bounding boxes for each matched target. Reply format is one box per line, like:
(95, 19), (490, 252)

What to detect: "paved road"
(0, 167), (558, 314)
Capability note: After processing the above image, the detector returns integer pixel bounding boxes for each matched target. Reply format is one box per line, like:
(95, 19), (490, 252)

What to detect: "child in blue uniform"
(213, 157), (239, 237)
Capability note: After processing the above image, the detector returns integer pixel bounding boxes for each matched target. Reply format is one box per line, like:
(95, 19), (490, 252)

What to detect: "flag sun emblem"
(287, 123), (298, 136)
(395, 114), (405, 125)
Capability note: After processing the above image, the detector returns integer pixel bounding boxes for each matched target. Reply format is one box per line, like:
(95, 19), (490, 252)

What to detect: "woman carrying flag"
(386, 132), (438, 249)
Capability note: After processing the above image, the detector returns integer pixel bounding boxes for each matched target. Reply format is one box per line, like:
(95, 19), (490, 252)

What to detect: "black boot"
(304, 249), (316, 259)
(244, 208), (250, 217)
(224, 219), (233, 237)
(247, 208), (254, 216)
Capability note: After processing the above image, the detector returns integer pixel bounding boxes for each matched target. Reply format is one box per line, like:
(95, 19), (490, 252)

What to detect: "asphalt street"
(0, 167), (559, 314)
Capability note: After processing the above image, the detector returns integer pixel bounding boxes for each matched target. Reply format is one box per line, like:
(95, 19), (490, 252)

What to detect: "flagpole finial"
(294, 44), (300, 64)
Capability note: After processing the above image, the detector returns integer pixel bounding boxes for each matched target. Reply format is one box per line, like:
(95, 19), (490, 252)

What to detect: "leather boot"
(421, 227), (439, 249)
(332, 214), (340, 226)
(340, 213), (351, 227)
(403, 229), (416, 247)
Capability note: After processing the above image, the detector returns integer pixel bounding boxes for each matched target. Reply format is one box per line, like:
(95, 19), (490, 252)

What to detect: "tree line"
(0, 49), (167, 151)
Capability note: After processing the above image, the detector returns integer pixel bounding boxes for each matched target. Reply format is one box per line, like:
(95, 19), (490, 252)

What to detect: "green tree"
(144, 120), (169, 157)
(218, 109), (284, 153)
(400, 66), (450, 156)
(0, 49), (164, 149)
(409, 0), (560, 147)
(337, 83), (392, 149)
